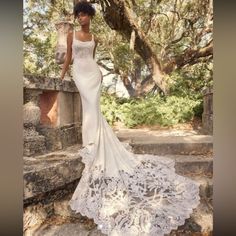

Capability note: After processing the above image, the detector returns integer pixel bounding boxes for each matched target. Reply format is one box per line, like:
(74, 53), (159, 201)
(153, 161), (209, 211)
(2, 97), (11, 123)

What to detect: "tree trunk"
(93, 0), (169, 94)
(89, 0), (213, 95)
(120, 73), (136, 97)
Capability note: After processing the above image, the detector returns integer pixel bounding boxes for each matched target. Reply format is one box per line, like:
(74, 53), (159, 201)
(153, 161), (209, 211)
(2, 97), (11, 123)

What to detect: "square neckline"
(74, 30), (94, 42)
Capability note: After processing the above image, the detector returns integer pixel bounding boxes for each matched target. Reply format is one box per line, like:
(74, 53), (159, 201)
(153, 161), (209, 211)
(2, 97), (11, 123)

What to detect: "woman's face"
(77, 12), (91, 26)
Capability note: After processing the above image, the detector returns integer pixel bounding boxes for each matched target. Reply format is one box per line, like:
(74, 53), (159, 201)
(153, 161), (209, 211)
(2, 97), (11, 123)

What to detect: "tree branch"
(163, 40), (213, 73)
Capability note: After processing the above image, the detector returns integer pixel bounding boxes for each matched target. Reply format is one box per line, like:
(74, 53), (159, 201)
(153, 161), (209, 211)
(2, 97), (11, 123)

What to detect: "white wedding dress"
(68, 30), (200, 236)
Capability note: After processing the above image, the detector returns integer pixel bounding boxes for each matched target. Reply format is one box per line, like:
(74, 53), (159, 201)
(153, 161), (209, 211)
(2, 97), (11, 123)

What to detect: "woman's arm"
(60, 31), (73, 80)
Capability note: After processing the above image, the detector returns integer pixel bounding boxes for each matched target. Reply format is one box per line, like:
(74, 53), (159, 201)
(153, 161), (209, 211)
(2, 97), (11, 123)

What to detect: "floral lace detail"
(69, 143), (200, 236)
(72, 31), (95, 60)
(72, 42), (95, 60)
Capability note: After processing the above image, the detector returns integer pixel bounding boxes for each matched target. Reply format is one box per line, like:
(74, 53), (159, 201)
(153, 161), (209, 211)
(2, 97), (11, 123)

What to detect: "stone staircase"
(117, 128), (213, 236)
(23, 128), (213, 236)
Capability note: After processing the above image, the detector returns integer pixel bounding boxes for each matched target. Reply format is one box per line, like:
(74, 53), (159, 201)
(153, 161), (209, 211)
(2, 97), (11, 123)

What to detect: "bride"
(60, 1), (200, 235)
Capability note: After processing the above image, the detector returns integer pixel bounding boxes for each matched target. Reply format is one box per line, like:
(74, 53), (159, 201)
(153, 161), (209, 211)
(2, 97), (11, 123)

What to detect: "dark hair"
(73, 1), (96, 19)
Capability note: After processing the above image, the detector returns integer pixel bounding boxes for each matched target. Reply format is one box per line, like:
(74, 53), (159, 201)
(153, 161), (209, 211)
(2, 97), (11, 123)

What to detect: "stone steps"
(23, 132), (213, 236)
(23, 150), (83, 202)
(117, 132), (213, 156)
(188, 175), (213, 200)
(23, 144), (212, 203)
(130, 141), (212, 155)
(134, 153), (213, 176)
(169, 155), (213, 176)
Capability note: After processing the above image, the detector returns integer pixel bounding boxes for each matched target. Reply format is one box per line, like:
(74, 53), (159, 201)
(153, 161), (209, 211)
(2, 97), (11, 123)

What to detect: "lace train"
(69, 143), (200, 236)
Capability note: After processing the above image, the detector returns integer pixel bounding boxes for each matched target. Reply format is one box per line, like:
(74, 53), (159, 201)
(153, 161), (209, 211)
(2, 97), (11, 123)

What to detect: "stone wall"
(23, 75), (82, 156)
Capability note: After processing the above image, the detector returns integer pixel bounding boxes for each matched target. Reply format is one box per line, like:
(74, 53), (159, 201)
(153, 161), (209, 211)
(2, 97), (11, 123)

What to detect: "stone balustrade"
(23, 74), (82, 156)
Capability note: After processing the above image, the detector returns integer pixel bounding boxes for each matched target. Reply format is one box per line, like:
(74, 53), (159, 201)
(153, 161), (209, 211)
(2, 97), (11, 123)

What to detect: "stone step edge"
(117, 135), (213, 144)
(186, 175), (213, 199)
(23, 151), (213, 202)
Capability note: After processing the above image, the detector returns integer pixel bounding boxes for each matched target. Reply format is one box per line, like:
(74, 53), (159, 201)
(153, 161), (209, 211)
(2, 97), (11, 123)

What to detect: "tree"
(24, 0), (213, 97)
(89, 0), (213, 95)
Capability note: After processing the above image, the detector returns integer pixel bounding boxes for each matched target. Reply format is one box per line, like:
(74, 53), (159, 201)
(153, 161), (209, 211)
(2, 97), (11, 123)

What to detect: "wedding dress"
(68, 30), (200, 236)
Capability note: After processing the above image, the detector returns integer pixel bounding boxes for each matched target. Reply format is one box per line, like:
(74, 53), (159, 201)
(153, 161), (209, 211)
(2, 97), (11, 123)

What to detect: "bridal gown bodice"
(72, 32), (102, 146)
(69, 30), (200, 236)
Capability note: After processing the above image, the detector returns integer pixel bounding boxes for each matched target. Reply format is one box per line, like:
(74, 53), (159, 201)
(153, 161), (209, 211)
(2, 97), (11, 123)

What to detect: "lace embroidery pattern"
(69, 144), (200, 236)
(72, 42), (94, 60)
(72, 31), (95, 60)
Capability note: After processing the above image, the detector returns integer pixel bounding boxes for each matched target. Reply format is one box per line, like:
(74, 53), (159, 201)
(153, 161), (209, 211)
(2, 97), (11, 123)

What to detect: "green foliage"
(24, 0), (211, 129)
(24, 0), (212, 94)
(113, 44), (136, 73)
(24, 32), (60, 76)
(167, 62), (213, 99)
(100, 91), (202, 128)
(100, 92), (121, 124)
(23, 0), (73, 76)
(99, 60), (210, 128)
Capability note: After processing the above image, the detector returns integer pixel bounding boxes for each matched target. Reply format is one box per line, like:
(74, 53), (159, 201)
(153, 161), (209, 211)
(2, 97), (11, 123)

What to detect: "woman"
(60, 1), (200, 236)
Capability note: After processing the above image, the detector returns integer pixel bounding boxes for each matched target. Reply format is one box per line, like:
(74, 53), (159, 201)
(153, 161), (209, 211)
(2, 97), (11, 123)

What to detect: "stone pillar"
(23, 89), (46, 156)
(55, 21), (73, 65)
(202, 87), (213, 135)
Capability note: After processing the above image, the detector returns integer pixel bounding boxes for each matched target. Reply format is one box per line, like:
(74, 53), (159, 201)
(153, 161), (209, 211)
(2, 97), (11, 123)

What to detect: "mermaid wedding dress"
(68, 30), (200, 236)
